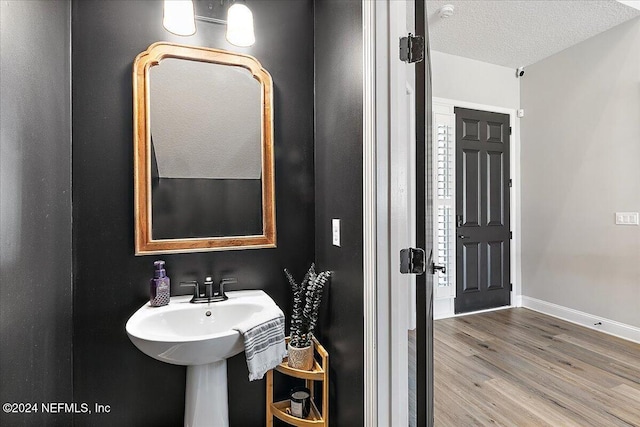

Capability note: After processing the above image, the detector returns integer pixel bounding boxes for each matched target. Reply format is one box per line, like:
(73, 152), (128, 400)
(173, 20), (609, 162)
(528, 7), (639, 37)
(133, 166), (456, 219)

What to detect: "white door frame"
(362, 0), (379, 425)
(432, 97), (522, 319)
(363, 1), (417, 425)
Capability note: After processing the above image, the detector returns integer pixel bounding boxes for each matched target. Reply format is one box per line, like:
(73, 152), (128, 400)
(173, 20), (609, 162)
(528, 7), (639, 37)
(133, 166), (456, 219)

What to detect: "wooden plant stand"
(266, 337), (328, 426)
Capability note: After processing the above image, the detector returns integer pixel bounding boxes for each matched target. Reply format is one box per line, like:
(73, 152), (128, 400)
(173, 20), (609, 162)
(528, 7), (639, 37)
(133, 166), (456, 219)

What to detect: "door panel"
(487, 121), (505, 143)
(487, 151), (504, 226)
(462, 149), (481, 226)
(462, 242), (480, 292)
(455, 107), (510, 314)
(462, 118), (480, 141)
(487, 240), (504, 289)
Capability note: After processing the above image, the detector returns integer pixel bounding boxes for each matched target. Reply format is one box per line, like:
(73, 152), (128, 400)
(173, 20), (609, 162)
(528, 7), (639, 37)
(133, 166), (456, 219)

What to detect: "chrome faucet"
(180, 277), (237, 304)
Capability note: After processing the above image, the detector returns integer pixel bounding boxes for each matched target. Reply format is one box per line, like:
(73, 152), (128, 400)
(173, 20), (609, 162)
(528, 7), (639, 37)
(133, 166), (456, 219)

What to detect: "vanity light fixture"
(163, 0), (196, 36)
(225, 2), (255, 47)
(163, 0), (256, 48)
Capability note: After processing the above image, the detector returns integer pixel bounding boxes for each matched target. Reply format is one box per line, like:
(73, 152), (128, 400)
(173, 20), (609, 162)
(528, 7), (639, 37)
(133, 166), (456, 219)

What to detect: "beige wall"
(431, 50), (520, 108)
(520, 18), (640, 327)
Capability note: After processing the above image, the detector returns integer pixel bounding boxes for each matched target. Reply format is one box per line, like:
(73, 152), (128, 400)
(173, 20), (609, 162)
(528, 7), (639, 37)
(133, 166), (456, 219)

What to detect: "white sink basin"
(126, 290), (281, 427)
(126, 290), (273, 365)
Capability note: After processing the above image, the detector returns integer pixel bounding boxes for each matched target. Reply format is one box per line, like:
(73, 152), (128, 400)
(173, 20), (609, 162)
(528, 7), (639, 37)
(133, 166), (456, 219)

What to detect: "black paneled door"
(454, 108), (510, 314)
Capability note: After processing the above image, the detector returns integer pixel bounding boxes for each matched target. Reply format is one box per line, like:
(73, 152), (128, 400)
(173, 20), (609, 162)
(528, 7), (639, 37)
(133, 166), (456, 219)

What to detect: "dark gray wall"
(314, 1), (364, 425)
(0, 1), (73, 426)
(72, 1), (314, 425)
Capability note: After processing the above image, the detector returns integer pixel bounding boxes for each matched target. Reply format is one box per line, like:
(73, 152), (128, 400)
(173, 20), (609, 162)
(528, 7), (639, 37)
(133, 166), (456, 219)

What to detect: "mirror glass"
(149, 59), (262, 239)
(133, 43), (276, 254)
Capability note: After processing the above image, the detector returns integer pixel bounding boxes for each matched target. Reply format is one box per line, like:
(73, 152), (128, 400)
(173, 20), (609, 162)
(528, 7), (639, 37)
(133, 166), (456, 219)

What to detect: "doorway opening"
(431, 99), (521, 319)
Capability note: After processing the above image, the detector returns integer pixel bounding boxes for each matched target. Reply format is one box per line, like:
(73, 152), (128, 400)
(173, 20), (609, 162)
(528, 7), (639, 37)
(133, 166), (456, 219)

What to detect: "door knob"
(431, 263), (446, 274)
(458, 235), (469, 239)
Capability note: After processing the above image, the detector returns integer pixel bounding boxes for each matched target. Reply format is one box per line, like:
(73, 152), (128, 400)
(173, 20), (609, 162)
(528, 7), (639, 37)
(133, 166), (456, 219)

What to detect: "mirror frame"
(133, 42), (276, 255)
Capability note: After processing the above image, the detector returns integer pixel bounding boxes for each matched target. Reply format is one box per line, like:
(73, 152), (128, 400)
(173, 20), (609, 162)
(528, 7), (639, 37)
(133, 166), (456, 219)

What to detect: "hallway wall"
(520, 17), (640, 329)
(431, 50), (520, 109)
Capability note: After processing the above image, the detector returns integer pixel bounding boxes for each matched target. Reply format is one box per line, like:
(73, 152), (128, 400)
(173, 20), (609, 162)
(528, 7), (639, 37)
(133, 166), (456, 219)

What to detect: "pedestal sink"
(126, 290), (280, 427)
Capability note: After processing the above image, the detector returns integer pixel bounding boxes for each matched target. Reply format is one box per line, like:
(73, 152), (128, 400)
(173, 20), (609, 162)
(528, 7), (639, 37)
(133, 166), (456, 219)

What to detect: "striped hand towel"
(233, 306), (287, 381)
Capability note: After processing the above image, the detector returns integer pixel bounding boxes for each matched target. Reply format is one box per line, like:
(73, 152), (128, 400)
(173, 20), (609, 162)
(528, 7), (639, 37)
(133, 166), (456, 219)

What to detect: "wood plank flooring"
(434, 308), (640, 427)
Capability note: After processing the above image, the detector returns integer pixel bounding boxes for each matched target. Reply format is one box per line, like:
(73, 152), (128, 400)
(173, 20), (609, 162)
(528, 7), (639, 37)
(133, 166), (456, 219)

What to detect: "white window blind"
(433, 111), (455, 298)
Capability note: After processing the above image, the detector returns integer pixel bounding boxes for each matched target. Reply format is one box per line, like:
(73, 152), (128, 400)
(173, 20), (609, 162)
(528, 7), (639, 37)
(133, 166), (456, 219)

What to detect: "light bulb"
(163, 0), (196, 36)
(226, 3), (255, 47)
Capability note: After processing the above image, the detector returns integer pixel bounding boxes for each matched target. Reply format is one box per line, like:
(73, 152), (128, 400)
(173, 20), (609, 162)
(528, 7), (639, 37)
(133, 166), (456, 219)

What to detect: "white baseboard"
(513, 294), (523, 308)
(434, 296), (514, 320)
(521, 296), (640, 344)
(434, 298), (454, 320)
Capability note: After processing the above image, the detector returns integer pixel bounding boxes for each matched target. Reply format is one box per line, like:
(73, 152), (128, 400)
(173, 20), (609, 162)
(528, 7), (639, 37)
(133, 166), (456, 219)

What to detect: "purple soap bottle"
(150, 260), (170, 307)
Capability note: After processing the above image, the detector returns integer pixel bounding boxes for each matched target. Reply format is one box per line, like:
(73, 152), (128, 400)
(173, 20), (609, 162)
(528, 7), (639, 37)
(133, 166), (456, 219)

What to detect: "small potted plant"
(284, 264), (331, 370)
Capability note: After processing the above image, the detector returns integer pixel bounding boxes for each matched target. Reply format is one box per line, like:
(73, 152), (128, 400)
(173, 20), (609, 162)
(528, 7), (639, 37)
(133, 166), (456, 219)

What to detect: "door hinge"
(510, 283), (513, 291)
(400, 248), (426, 275)
(509, 126), (512, 135)
(509, 179), (512, 188)
(510, 231), (513, 240)
(399, 33), (425, 63)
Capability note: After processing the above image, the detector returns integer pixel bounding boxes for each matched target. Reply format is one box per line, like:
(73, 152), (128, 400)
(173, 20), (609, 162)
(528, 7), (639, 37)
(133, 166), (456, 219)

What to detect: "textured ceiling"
(426, 1), (640, 68)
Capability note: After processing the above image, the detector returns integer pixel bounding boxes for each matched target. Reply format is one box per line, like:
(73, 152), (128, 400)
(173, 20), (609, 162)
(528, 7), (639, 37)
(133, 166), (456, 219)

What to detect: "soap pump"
(150, 260), (170, 307)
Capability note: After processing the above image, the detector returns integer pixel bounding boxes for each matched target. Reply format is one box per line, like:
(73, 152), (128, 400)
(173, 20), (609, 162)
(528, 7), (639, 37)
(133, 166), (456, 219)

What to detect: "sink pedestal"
(185, 360), (229, 427)
(126, 292), (282, 427)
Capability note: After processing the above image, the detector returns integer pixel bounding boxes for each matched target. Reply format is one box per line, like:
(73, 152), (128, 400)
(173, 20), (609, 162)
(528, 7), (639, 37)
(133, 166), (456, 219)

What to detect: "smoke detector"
(439, 4), (455, 19)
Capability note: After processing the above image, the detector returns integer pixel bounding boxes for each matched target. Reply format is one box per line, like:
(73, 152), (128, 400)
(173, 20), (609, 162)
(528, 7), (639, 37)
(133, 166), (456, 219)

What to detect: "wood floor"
(434, 308), (640, 427)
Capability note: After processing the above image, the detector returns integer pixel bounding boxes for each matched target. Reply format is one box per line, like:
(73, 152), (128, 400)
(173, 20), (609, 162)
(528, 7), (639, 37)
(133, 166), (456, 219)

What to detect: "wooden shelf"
(275, 359), (324, 381)
(270, 399), (323, 426)
(266, 337), (329, 427)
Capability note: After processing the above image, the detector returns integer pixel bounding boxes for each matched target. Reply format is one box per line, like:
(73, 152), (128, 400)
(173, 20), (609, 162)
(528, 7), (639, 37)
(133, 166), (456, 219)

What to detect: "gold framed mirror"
(133, 42), (275, 255)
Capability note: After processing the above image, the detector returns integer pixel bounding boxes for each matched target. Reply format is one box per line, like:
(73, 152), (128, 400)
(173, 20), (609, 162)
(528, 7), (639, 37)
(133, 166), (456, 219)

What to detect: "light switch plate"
(332, 219), (341, 247)
(615, 212), (639, 225)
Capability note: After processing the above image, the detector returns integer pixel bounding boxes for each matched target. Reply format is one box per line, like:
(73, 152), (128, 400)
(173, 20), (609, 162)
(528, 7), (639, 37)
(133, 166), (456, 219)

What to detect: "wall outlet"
(615, 212), (639, 225)
(332, 219), (341, 247)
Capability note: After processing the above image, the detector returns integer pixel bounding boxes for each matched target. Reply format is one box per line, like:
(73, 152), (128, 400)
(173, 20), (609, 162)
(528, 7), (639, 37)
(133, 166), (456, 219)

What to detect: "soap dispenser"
(150, 260), (170, 307)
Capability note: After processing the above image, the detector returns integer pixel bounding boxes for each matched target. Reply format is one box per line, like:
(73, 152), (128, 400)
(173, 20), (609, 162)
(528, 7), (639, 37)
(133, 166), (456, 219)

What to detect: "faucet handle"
(218, 278), (237, 299)
(179, 281), (200, 300)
